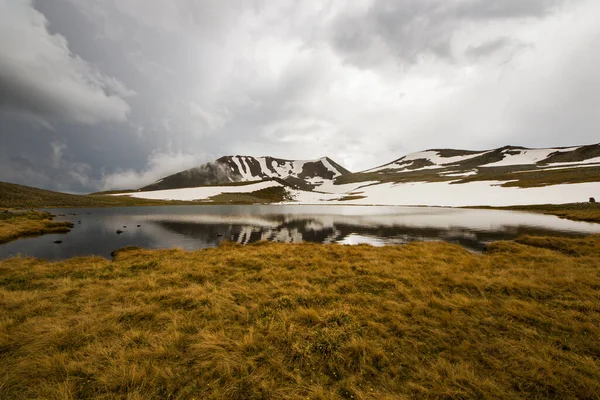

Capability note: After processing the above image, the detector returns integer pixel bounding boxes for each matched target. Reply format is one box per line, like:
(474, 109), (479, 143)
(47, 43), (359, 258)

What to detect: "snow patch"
(286, 180), (600, 207)
(439, 170), (478, 177)
(257, 157), (271, 177)
(115, 181), (281, 201)
(291, 160), (305, 175)
(231, 157), (250, 181)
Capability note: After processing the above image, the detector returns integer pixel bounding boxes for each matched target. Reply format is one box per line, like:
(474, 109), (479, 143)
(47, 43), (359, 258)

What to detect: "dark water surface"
(2, 205), (600, 260)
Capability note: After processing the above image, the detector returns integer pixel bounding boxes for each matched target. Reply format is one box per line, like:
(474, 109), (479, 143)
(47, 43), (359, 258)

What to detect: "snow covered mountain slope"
(362, 144), (600, 174)
(320, 143), (600, 206)
(140, 156), (350, 192)
(338, 144), (600, 187)
(118, 144), (599, 206)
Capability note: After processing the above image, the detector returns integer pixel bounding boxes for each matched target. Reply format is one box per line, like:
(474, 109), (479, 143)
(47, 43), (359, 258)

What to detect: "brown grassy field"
(474, 202), (600, 223)
(0, 210), (74, 244)
(1, 237), (599, 399)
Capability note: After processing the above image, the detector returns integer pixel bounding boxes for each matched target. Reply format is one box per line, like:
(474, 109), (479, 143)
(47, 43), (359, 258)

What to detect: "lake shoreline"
(2, 204), (600, 259)
(465, 202), (600, 223)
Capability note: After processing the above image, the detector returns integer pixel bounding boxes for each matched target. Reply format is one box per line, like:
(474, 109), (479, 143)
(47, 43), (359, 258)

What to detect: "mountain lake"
(2, 205), (600, 260)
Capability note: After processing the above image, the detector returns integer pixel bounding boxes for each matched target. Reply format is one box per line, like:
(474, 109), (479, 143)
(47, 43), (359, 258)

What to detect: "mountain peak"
(139, 155), (350, 192)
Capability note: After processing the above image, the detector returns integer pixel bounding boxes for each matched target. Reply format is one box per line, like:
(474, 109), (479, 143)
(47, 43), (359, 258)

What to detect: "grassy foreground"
(1, 238), (599, 399)
(0, 210), (73, 244)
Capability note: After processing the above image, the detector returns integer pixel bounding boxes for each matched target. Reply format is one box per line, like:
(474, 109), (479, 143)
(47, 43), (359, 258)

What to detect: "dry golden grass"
(0, 210), (73, 243)
(550, 209), (600, 223)
(1, 237), (600, 399)
(473, 203), (600, 223)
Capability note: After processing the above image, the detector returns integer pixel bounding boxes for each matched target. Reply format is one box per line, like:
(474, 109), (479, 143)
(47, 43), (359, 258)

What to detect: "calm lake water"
(2, 205), (600, 260)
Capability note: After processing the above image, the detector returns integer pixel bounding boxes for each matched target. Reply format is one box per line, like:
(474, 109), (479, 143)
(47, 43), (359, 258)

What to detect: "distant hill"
(0, 182), (186, 208)
(360, 144), (600, 174)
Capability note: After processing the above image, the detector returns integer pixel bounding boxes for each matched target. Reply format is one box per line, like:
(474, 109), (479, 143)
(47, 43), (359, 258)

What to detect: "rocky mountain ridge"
(140, 155), (350, 192)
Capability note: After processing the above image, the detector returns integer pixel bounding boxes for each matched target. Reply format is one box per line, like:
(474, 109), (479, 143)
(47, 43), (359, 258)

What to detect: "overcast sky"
(1, 0), (599, 192)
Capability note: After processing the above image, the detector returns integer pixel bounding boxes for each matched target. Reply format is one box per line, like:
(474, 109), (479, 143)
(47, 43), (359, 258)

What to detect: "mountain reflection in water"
(154, 216), (586, 251)
(1, 205), (600, 260)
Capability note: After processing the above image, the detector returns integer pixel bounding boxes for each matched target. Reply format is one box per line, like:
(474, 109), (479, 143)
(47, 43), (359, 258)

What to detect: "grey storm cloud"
(0, 0), (132, 125)
(1, 0), (599, 193)
(464, 37), (525, 59)
(330, 0), (564, 66)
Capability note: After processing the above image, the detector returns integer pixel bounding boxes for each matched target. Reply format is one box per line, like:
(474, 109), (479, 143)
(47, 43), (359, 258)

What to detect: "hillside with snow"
(115, 144), (600, 206)
(361, 144), (600, 175)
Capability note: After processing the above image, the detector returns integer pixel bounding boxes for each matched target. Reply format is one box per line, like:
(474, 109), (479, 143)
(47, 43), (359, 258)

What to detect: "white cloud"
(0, 0), (132, 125)
(100, 150), (206, 190)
